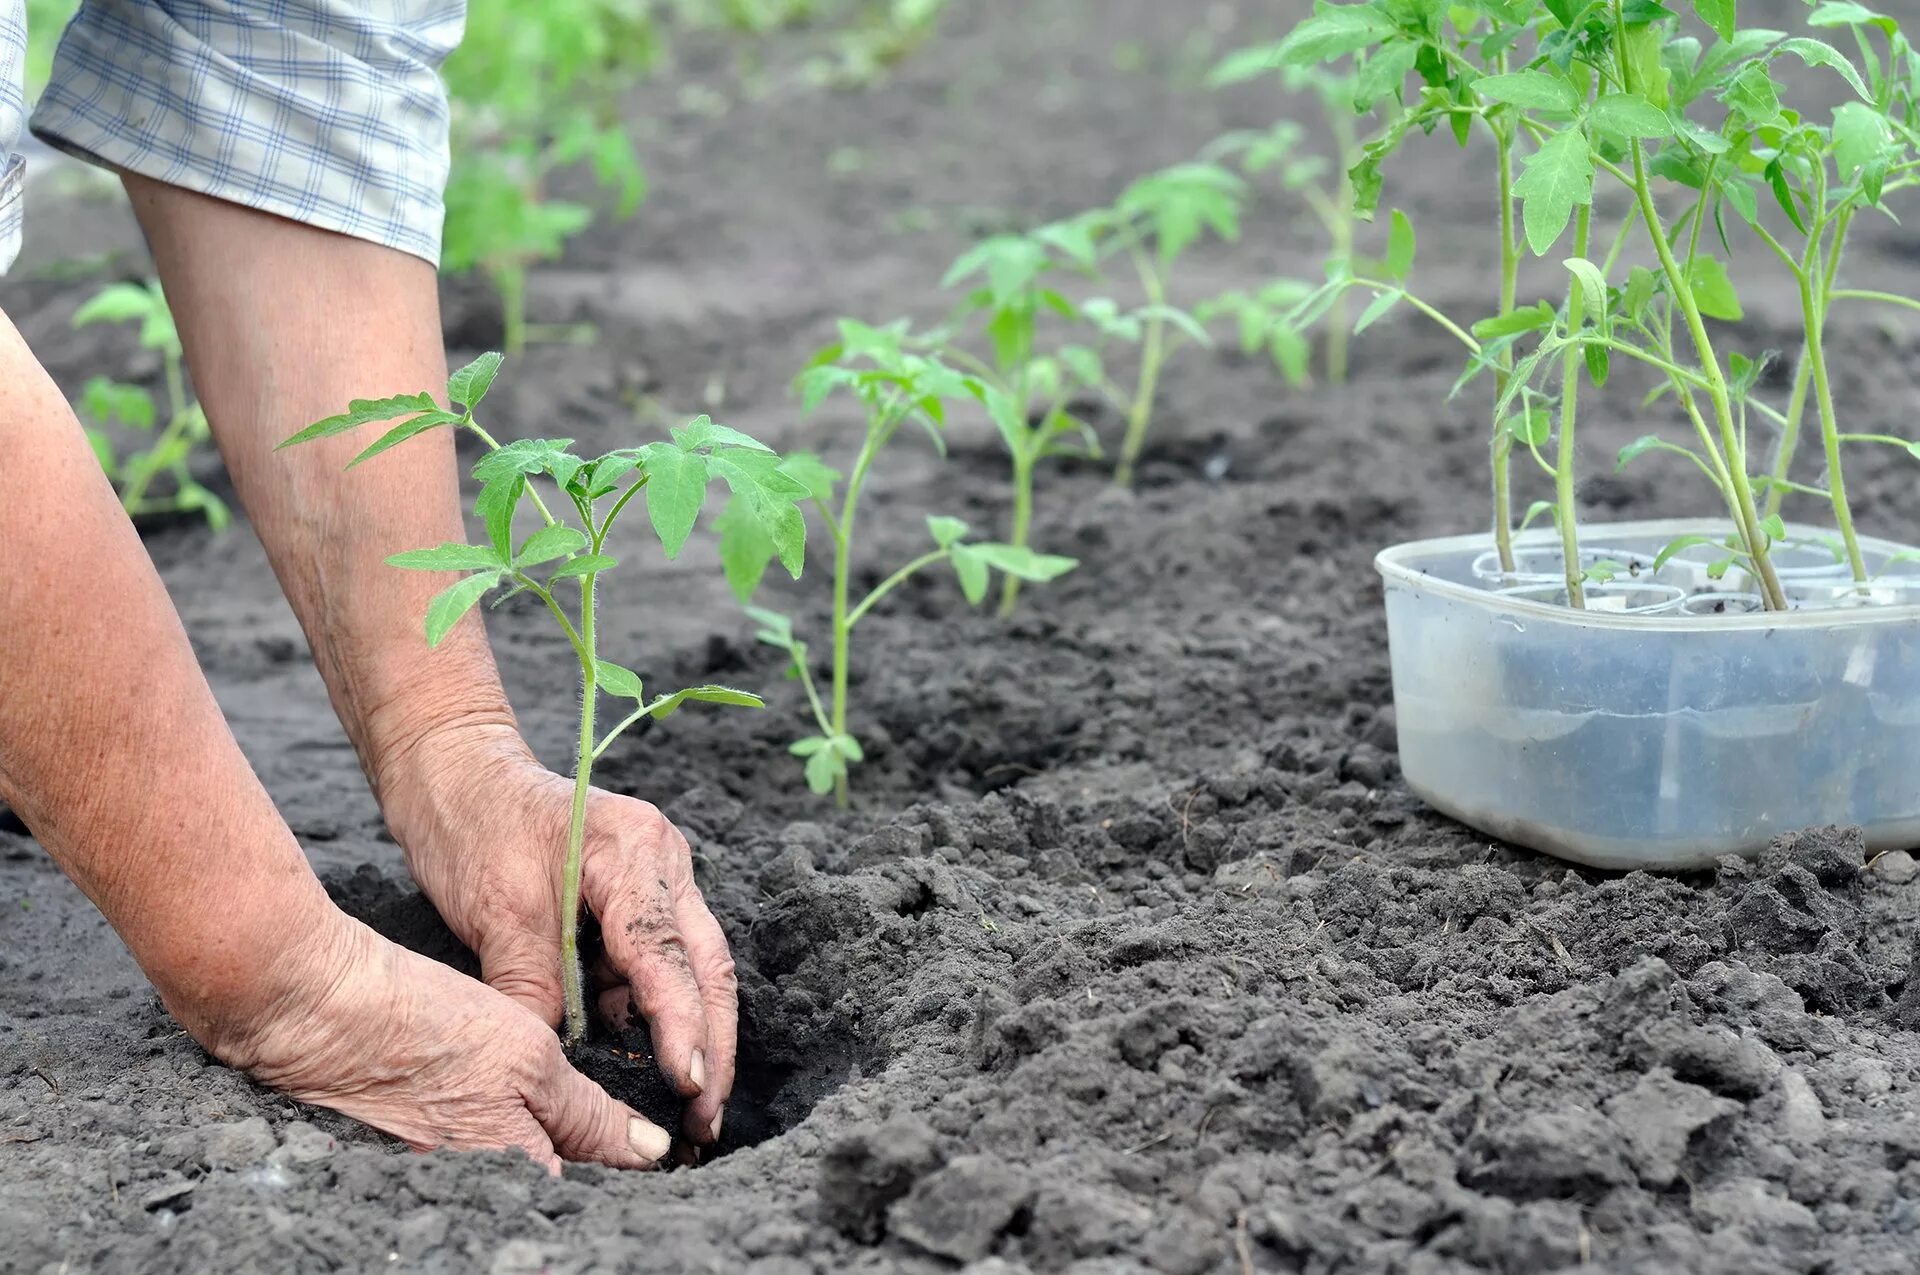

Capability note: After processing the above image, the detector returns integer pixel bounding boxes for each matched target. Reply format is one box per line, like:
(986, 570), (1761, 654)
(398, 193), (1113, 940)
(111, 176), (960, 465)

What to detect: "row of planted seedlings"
(1241, 0), (1920, 869)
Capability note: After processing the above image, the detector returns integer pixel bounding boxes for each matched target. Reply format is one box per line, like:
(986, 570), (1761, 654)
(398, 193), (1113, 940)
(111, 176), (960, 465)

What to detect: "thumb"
(479, 924), (567, 1029)
(527, 1049), (675, 1170)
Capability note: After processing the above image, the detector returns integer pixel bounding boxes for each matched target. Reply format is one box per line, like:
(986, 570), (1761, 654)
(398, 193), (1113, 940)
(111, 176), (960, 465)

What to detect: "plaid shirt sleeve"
(0, 2), (26, 275)
(25, 0), (463, 268)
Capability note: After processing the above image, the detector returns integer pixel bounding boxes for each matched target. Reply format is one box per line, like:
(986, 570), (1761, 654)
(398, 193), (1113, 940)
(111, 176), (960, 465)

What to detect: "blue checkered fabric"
(0, 0), (461, 274)
(0, 3), (26, 274)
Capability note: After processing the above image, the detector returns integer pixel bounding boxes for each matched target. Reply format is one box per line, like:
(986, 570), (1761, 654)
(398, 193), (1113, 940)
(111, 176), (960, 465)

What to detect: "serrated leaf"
(471, 438), (582, 489)
(1721, 63), (1782, 125)
(1474, 69), (1581, 112)
(347, 410), (465, 468)
(1833, 101), (1894, 182)
(595, 660), (645, 700)
(638, 442), (708, 558)
(708, 451), (808, 580)
(1275, 7), (1398, 65)
(1512, 130), (1594, 256)
(447, 352), (504, 412)
(386, 543), (508, 572)
(1504, 406), (1555, 446)
(279, 392), (440, 449)
(516, 522), (588, 568)
(1589, 93), (1672, 138)
(1692, 0), (1734, 41)
(1774, 38), (1872, 101)
(424, 572), (503, 647)
(476, 475), (524, 561)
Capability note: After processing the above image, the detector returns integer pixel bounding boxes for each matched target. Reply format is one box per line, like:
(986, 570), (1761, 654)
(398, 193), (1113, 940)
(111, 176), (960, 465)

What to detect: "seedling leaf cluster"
(281, 353), (806, 1046)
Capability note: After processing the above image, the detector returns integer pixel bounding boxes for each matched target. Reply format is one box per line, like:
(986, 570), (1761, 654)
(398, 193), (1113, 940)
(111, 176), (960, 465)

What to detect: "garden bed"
(9, 1), (1920, 1271)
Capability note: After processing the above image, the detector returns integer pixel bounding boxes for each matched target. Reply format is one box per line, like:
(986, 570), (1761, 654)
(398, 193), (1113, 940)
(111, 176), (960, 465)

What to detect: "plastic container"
(1377, 519), (1920, 869)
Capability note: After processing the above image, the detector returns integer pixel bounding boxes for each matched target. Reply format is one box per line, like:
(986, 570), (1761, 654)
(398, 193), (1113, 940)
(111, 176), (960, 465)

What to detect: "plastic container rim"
(1375, 518), (1920, 634)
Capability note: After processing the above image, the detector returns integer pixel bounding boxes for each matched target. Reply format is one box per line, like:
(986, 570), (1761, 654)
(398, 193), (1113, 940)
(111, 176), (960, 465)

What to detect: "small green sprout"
(279, 353), (807, 1047)
(926, 220), (1105, 614)
(721, 321), (1075, 803)
(71, 280), (228, 530)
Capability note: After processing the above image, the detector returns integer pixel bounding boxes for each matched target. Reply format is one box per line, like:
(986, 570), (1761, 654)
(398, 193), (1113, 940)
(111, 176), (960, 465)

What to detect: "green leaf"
(1808, 1), (1896, 36)
(1833, 101), (1894, 182)
(447, 352), (505, 412)
(550, 554), (617, 581)
(1475, 69), (1581, 112)
(1672, 114), (1732, 153)
(1774, 38), (1872, 102)
(1687, 257), (1744, 321)
(1585, 344), (1611, 387)
(475, 474), (524, 561)
(279, 393), (440, 449)
(1622, 21), (1671, 107)
(789, 736), (831, 757)
(1504, 406), (1555, 446)
(386, 543), (508, 572)
(1759, 513), (1788, 542)
(1275, 7), (1398, 65)
(645, 684), (765, 718)
(1653, 534), (1723, 570)
(1623, 266), (1659, 321)
(746, 606), (797, 651)
(471, 438), (583, 489)
(1589, 93), (1672, 138)
(1692, 0), (1734, 42)
(971, 544), (1079, 582)
(778, 452), (841, 505)
(802, 746), (842, 796)
(1208, 42), (1285, 86)
(1354, 289), (1403, 333)
(516, 523), (588, 568)
(715, 494), (775, 603)
(949, 544), (990, 605)
(347, 410), (465, 468)
(1385, 209), (1416, 282)
(1721, 63), (1782, 125)
(595, 660), (645, 700)
(927, 515), (970, 548)
(424, 572), (503, 647)
(72, 282), (160, 329)
(1472, 302), (1558, 340)
(708, 451), (808, 580)
(1512, 130), (1594, 256)
(638, 442), (708, 559)
(1563, 258), (1609, 327)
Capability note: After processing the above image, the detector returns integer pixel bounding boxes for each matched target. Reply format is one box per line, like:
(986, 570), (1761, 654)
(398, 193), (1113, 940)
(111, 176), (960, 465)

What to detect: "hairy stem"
(1555, 207), (1594, 609)
(1115, 251), (1167, 487)
(998, 450), (1034, 616)
(1493, 130), (1520, 574)
(1763, 350), (1813, 520)
(1801, 271), (1868, 584)
(561, 572), (598, 1047)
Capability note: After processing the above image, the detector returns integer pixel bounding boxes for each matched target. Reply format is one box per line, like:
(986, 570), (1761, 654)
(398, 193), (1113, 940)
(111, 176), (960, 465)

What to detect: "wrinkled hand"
(199, 916), (675, 1174)
(383, 728), (737, 1147)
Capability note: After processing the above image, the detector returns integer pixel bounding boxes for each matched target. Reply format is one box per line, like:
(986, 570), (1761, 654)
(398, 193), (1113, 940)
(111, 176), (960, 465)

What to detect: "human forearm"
(121, 177), (534, 811)
(0, 307), (349, 1056)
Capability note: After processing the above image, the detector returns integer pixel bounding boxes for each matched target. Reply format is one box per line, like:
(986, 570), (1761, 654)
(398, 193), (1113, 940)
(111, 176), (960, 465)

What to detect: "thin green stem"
(1555, 206), (1594, 609)
(1764, 352), (1814, 520)
(1493, 131), (1520, 573)
(1802, 269), (1869, 583)
(1831, 288), (1920, 313)
(828, 420), (888, 806)
(848, 548), (949, 629)
(1114, 246), (1167, 488)
(997, 452), (1034, 616)
(464, 419), (560, 527)
(560, 572), (597, 1047)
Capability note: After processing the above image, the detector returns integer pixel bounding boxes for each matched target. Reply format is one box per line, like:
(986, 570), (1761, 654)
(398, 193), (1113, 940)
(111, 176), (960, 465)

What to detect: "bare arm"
(125, 178), (737, 1145)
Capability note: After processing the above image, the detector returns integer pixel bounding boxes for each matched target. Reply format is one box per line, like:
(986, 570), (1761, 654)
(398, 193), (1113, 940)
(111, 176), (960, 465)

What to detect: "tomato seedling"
(279, 353), (807, 1046)
(924, 221), (1105, 614)
(720, 321), (1075, 803)
(1271, 0), (1920, 611)
(71, 281), (228, 530)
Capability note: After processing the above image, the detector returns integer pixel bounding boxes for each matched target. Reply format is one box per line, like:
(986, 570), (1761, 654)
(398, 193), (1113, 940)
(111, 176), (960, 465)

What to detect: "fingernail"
(709, 1109), (724, 1143)
(628, 1116), (672, 1163)
(689, 1048), (707, 1093)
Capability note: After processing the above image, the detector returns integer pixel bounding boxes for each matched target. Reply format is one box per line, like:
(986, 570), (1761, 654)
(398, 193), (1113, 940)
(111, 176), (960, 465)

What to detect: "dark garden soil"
(12, 1), (1920, 1271)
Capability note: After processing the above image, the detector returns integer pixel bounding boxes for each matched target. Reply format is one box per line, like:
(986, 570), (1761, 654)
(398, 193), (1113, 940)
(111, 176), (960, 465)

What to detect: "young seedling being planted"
(1270, 0), (1920, 611)
(71, 280), (228, 530)
(719, 321), (1075, 803)
(925, 220), (1105, 614)
(279, 353), (807, 1046)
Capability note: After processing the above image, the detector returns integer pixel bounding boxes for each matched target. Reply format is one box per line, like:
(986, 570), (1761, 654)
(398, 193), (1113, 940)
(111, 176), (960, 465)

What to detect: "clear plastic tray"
(1376, 519), (1920, 869)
